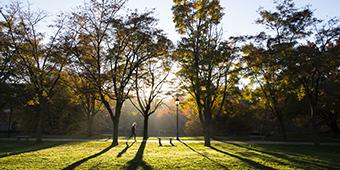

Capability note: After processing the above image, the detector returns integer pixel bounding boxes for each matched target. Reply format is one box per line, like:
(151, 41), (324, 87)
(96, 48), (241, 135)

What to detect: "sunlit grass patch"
(0, 140), (339, 169)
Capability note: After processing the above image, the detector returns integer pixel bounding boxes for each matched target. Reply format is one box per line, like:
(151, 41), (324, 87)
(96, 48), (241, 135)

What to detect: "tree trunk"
(310, 103), (320, 146)
(35, 104), (44, 143)
(143, 115), (149, 140)
(329, 118), (340, 135)
(112, 103), (122, 146)
(204, 121), (211, 147)
(87, 116), (94, 137)
(276, 110), (287, 141)
(203, 110), (212, 147)
(271, 100), (287, 141)
(112, 118), (119, 146)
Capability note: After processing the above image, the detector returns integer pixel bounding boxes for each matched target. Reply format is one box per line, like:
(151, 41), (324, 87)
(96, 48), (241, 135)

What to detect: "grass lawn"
(0, 139), (339, 169)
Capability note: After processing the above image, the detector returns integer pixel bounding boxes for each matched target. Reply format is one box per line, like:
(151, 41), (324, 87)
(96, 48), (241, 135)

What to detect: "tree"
(64, 0), (170, 145)
(320, 78), (340, 136)
(130, 50), (173, 140)
(320, 37), (340, 136)
(63, 0), (125, 145)
(67, 73), (101, 137)
(0, 2), (67, 142)
(0, 10), (16, 111)
(172, 0), (236, 146)
(242, 0), (318, 140)
(107, 10), (170, 144)
(0, 23), (14, 84)
(246, 0), (340, 145)
(287, 20), (340, 145)
(242, 44), (291, 140)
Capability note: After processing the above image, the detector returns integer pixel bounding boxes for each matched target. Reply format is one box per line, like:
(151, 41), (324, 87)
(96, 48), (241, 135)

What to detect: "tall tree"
(0, 21), (14, 84)
(287, 19), (340, 145)
(67, 73), (101, 137)
(64, 0), (170, 145)
(107, 11), (169, 144)
(63, 0), (125, 145)
(242, 0), (317, 140)
(0, 18), (15, 110)
(0, 2), (67, 142)
(172, 0), (236, 146)
(130, 50), (173, 140)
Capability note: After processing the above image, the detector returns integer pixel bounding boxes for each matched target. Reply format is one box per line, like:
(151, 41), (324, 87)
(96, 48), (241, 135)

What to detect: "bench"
(16, 135), (30, 141)
(158, 138), (175, 146)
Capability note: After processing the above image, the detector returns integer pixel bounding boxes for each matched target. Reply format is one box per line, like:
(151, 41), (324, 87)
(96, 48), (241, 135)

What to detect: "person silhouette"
(127, 122), (137, 142)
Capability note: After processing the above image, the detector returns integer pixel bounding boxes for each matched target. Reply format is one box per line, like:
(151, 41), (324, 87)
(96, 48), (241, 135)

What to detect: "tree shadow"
(221, 141), (296, 158)
(125, 140), (152, 170)
(209, 146), (275, 170)
(0, 141), (68, 158)
(220, 141), (337, 169)
(117, 141), (135, 158)
(62, 143), (115, 170)
(180, 141), (228, 169)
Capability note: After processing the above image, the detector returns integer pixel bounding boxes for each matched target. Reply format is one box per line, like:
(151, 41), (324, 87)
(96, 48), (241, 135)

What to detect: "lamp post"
(175, 97), (179, 140)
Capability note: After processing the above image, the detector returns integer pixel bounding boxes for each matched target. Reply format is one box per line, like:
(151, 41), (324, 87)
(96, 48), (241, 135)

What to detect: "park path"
(1, 137), (340, 146)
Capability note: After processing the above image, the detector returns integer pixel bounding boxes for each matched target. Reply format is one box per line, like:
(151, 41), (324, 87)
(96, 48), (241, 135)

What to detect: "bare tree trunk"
(310, 103), (320, 146)
(87, 116), (94, 137)
(275, 109), (287, 140)
(329, 118), (340, 136)
(35, 102), (45, 143)
(204, 121), (211, 147)
(143, 115), (149, 140)
(112, 103), (122, 146)
(112, 118), (119, 146)
(278, 116), (287, 140)
(204, 110), (211, 147)
(100, 93), (121, 146)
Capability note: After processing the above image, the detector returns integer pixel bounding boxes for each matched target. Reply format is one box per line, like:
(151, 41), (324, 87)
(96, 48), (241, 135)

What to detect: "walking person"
(127, 122), (137, 143)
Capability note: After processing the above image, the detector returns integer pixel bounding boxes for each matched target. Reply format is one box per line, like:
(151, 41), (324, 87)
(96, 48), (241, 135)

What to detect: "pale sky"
(1, 0), (340, 43)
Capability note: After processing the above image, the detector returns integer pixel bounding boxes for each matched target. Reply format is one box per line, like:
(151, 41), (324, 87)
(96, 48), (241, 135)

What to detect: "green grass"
(0, 140), (339, 169)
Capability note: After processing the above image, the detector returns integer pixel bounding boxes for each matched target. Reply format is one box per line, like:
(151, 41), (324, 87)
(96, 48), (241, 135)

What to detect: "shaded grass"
(0, 140), (339, 169)
(125, 140), (152, 170)
(0, 141), (67, 158)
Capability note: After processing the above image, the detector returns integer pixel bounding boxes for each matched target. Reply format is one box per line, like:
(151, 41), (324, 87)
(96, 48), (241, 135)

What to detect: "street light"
(175, 97), (180, 140)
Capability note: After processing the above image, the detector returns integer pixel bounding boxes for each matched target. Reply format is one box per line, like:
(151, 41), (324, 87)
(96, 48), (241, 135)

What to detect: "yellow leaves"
(296, 86), (305, 101)
(26, 90), (49, 106)
(42, 90), (48, 97)
(207, 0), (223, 23)
(173, 0), (223, 33)
(173, 0), (186, 5)
(194, 1), (204, 10)
(242, 90), (253, 102)
(242, 44), (257, 56)
(27, 98), (39, 106)
(183, 51), (192, 58)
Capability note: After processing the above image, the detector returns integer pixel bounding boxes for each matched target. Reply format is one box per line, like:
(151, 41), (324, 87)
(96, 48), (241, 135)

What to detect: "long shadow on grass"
(220, 141), (337, 169)
(62, 144), (115, 170)
(0, 141), (67, 158)
(117, 142), (135, 158)
(180, 141), (228, 169)
(125, 140), (152, 170)
(209, 146), (275, 170)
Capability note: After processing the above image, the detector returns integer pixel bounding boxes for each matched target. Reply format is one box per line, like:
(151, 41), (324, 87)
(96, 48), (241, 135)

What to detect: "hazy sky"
(1, 0), (340, 42)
